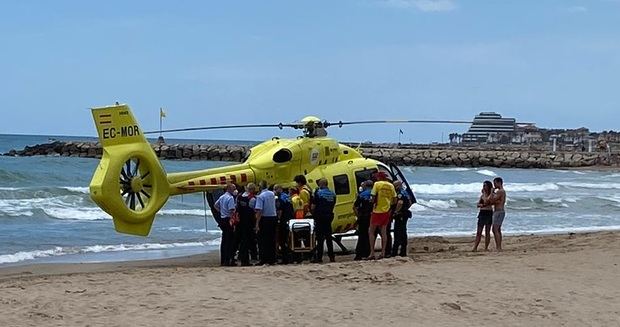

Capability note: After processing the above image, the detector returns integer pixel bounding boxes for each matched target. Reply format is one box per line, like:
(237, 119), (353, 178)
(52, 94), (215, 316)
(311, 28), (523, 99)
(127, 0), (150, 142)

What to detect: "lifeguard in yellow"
(367, 172), (397, 260)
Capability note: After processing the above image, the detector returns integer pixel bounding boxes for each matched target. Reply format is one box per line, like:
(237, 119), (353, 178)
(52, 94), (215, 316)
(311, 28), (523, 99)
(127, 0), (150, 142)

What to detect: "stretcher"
(288, 219), (315, 253)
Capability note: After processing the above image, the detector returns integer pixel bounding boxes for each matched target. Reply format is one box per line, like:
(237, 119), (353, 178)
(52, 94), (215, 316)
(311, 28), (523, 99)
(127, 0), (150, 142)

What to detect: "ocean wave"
(161, 226), (220, 233)
(0, 240), (221, 264)
(475, 169), (498, 177)
(417, 199), (458, 210)
(441, 167), (471, 172)
(412, 182), (559, 195)
(159, 209), (212, 217)
(558, 182), (620, 190)
(61, 186), (90, 193)
(0, 190), (212, 219)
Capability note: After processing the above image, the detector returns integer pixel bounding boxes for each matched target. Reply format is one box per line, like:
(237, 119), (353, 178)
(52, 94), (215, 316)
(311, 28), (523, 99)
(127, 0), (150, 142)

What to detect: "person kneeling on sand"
(473, 181), (493, 252)
(491, 177), (507, 251)
(366, 172), (397, 260)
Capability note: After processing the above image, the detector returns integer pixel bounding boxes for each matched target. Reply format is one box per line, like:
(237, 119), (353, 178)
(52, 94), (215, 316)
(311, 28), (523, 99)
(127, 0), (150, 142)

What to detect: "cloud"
(382, 0), (458, 12)
(565, 5), (588, 13)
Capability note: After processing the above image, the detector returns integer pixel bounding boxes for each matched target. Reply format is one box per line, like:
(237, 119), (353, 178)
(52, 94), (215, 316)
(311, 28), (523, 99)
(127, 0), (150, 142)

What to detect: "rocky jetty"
(3, 141), (619, 168)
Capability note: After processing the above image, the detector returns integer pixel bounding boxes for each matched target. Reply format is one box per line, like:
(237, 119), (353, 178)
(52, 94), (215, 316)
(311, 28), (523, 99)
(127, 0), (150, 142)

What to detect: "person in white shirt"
(214, 183), (237, 266)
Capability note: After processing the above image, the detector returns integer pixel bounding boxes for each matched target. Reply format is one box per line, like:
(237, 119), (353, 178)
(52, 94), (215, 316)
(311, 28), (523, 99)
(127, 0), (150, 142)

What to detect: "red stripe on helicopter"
(210, 178), (217, 185)
(241, 173), (247, 182)
(199, 180), (206, 185)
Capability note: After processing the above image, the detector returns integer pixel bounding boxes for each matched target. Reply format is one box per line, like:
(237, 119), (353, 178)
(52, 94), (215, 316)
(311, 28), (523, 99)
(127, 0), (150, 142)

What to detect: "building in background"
(461, 112), (516, 144)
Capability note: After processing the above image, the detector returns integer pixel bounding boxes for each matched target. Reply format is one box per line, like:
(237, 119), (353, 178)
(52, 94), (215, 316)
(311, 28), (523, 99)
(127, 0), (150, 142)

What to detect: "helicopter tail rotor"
(89, 104), (170, 236)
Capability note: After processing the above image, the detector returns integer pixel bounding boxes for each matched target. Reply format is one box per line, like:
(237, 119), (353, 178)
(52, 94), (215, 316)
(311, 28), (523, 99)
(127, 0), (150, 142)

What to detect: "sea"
(1, 134), (620, 266)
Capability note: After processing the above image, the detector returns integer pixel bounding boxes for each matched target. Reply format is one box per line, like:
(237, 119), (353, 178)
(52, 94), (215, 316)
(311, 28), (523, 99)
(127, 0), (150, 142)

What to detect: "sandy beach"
(1, 231), (619, 327)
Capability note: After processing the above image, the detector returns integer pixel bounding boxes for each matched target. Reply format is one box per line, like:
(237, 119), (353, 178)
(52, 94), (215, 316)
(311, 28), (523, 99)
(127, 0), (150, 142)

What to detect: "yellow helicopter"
(89, 103), (467, 242)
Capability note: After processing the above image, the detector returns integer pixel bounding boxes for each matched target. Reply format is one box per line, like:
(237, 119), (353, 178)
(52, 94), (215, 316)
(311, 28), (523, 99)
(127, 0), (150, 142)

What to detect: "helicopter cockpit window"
(333, 174), (350, 195)
(242, 150), (251, 162)
(272, 149), (293, 163)
(355, 168), (377, 189)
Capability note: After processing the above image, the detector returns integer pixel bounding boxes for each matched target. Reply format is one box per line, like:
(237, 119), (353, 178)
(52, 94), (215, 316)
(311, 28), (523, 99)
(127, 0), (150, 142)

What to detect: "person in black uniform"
(353, 180), (374, 260)
(311, 178), (337, 263)
(274, 184), (294, 264)
(391, 181), (414, 257)
(236, 183), (257, 266)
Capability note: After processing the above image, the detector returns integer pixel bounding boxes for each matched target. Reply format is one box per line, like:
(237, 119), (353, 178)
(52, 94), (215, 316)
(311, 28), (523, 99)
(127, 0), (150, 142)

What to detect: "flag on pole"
(399, 129), (404, 134)
(160, 107), (166, 118)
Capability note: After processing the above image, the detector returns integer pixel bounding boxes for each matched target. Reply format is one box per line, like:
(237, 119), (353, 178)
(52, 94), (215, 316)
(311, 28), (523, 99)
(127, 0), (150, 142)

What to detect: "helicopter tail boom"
(89, 104), (170, 236)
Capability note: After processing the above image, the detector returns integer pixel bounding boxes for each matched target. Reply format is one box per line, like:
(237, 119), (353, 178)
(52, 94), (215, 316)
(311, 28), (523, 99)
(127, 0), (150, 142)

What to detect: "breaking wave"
(475, 169), (498, 177)
(558, 182), (620, 190)
(0, 186), (212, 219)
(0, 240), (220, 264)
(412, 182), (559, 195)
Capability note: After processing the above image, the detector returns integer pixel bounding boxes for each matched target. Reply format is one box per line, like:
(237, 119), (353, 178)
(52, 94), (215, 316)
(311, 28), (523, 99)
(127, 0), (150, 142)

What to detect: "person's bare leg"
(484, 224), (491, 250)
(366, 225), (377, 259)
(492, 224), (502, 251)
(379, 225), (387, 259)
(497, 225), (503, 251)
(473, 224), (483, 252)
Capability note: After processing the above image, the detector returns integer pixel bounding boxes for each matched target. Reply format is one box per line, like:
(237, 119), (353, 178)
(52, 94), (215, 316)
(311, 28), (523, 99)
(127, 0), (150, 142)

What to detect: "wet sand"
(1, 231), (619, 326)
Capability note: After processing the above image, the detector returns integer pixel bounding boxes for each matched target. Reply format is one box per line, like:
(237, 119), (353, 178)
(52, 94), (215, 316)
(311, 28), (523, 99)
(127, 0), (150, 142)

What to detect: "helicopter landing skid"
(332, 231), (357, 255)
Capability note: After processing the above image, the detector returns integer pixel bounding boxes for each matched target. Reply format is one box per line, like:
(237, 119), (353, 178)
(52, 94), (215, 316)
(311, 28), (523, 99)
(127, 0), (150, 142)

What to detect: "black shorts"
(477, 210), (493, 226)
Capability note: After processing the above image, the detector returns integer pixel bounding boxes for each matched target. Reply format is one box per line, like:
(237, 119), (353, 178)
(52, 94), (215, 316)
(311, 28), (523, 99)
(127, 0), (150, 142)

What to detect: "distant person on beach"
(213, 183), (237, 266)
(367, 172), (397, 260)
(294, 175), (313, 217)
(311, 178), (337, 263)
(492, 177), (506, 251)
(236, 183), (257, 266)
(473, 181), (494, 252)
(353, 180), (373, 260)
(391, 180), (413, 257)
(255, 181), (278, 265)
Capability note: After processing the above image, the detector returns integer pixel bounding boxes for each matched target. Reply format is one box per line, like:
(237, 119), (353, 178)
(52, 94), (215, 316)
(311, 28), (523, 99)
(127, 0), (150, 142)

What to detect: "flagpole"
(159, 108), (163, 137)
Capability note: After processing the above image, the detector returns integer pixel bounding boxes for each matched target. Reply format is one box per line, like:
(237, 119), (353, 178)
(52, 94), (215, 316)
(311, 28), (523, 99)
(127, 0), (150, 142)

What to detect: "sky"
(0, 0), (619, 143)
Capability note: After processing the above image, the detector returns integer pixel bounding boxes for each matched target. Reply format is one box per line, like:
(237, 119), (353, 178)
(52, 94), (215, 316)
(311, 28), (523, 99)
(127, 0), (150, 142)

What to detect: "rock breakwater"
(4, 141), (618, 168)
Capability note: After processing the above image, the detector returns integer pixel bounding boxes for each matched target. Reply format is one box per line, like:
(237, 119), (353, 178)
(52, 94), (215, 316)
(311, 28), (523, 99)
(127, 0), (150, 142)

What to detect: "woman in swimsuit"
(473, 181), (494, 252)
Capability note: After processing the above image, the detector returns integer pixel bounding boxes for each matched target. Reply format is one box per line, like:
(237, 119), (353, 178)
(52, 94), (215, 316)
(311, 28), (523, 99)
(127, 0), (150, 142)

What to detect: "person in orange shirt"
(366, 172), (397, 260)
(294, 175), (313, 216)
(290, 188), (305, 219)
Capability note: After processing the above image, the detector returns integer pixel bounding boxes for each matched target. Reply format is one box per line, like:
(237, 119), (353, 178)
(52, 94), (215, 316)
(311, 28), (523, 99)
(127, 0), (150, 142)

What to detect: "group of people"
(212, 172), (506, 266)
(352, 171), (414, 260)
(212, 175), (337, 266)
(473, 177), (507, 252)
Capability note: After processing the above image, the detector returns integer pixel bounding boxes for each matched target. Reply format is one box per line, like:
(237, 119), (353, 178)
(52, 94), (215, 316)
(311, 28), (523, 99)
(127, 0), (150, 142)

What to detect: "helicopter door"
(388, 163), (417, 204)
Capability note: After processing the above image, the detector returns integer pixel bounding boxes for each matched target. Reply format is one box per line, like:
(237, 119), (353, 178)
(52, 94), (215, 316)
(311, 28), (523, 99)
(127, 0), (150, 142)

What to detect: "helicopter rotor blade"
(143, 123), (302, 135)
(144, 118), (476, 135)
(323, 119), (473, 128)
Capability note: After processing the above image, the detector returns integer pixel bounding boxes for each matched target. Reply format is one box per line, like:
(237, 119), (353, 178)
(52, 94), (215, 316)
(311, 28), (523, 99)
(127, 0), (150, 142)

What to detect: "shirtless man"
(491, 177), (506, 251)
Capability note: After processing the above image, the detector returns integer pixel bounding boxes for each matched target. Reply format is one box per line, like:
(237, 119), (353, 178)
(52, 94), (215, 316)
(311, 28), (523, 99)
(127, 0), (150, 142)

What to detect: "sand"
(1, 232), (619, 327)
